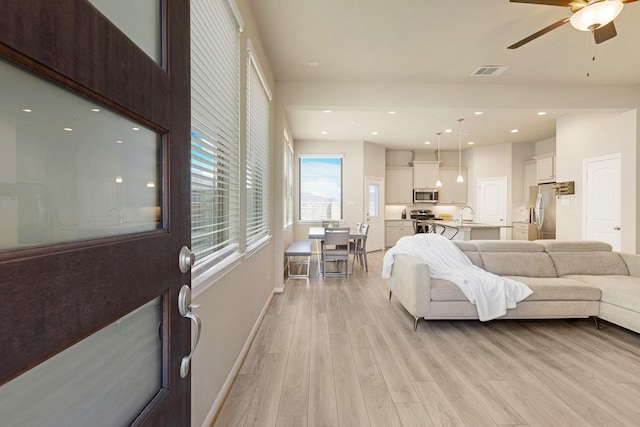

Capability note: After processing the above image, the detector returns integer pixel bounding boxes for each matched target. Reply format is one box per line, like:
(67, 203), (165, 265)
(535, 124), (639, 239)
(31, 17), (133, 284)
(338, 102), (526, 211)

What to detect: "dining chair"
(321, 227), (350, 278)
(351, 223), (369, 272)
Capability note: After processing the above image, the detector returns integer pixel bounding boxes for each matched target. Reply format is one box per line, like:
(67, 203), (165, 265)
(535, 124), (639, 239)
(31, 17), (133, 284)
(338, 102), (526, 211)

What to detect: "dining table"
(307, 226), (367, 275)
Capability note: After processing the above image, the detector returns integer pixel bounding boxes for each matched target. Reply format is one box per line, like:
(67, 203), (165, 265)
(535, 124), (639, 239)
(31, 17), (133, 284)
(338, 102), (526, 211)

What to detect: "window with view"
(299, 156), (343, 221)
(190, 0), (241, 267)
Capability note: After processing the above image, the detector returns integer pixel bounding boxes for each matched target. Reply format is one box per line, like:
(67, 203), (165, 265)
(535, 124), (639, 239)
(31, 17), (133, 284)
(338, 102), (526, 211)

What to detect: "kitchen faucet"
(459, 205), (474, 224)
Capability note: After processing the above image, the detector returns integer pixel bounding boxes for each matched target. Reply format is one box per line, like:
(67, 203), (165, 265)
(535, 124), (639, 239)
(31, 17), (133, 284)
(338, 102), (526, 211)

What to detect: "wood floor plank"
(308, 370), (339, 427)
(330, 333), (371, 426)
(394, 402), (434, 427)
(276, 416), (308, 427)
(351, 348), (402, 427)
(364, 325), (420, 403)
(277, 327), (310, 417)
(412, 381), (465, 427)
(243, 352), (289, 427)
(269, 304), (298, 354)
(213, 374), (259, 427)
(240, 314), (278, 375)
(310, 313), (332, 372)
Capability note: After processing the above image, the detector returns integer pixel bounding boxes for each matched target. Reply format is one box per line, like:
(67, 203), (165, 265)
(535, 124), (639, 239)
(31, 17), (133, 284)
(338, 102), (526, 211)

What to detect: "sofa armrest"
(620, 252), (640, 277)
(389, 254), (432, 319)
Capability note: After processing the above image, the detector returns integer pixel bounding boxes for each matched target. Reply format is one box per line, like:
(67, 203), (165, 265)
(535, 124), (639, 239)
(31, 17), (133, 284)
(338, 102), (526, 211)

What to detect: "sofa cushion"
(480, 252), (558, 278)
(453, 241), (484, 268)
(430, 277), (599, 302)
(564, 275), (640, 311)
(550, 252), (629, 276)
(474, 240), (544, 252)
(537, 240), (612, 252)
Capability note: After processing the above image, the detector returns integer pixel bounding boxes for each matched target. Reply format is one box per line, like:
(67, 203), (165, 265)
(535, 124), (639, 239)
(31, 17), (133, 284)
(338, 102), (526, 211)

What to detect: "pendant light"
(435, 132), (442, 188)
(456, 118), (464, 183)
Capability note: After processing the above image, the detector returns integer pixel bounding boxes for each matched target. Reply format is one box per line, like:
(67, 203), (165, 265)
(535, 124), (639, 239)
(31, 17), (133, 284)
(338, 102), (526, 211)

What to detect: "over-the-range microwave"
(413, 188), (438, 203)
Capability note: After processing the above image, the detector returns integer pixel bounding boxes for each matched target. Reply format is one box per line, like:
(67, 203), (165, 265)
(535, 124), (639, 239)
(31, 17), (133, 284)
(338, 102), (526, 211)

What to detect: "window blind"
(283, 133), (294, 228)
(246, 49), (271, 246)
(190, 0), (241, 265)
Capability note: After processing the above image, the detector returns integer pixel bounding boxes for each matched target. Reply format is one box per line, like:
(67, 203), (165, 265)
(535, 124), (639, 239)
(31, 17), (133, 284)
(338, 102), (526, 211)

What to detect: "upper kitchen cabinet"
(385, 167), (413, 204)
(535, 153), (556, 183)
(438, 167), (467, 204)
(412, 161), (439, 188)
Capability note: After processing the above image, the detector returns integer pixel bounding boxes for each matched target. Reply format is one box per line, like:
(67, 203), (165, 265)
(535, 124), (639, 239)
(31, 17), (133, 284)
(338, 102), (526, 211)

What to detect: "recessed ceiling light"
(424, 141), (431, 145)
(474, 111), (483, 115)
(132, 127), (140, 131)
(91, 108), (100, 112)
(321, 131), (328, 135)
(21, 108), (32, 113)
(308, 62), (320, 67)
(511, 129), (519, 133)
(323, 110), (332, 113)
(468, 141), (475, 145)
(371, 131), (379, 135)
(388, 111), (397, 115)
(537, 111), (547, 116)
(445, 129), (452, 133)
(115, 176), (124, 183)
(116, 140), (123, 144)
(63, 127), (73, 132)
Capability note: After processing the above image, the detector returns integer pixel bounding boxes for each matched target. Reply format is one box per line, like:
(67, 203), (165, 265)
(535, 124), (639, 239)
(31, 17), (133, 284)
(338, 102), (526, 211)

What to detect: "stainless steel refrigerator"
(529, 184), (556, 240)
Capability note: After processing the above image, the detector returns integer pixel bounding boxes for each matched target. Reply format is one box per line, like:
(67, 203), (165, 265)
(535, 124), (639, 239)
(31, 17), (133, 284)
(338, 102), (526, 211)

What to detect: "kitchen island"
(427, 220), (507, 241)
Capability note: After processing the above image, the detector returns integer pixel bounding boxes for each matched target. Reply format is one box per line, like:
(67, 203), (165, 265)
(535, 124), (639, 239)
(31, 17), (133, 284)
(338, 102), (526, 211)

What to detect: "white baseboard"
(201, 290), (275, 427)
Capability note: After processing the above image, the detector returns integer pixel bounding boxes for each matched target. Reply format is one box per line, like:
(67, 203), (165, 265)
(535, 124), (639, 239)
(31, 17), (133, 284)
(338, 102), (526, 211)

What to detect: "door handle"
(614, 226), (621, 231)
(178, 284), (201, 378)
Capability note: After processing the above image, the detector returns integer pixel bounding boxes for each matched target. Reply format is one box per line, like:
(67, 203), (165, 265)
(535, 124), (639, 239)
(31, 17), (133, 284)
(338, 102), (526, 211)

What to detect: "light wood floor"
(214, 251), (640, 426)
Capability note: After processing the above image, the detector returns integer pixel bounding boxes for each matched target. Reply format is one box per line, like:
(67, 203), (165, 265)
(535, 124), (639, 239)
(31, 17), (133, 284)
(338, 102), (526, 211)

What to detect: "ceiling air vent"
(471, 65), (510, 77)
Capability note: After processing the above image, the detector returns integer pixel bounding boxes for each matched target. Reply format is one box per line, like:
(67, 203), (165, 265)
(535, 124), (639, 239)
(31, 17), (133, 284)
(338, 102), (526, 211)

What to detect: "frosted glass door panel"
(0, 59), (162, 252)
(0, 298), (162, 427)
(88, 0), (162, 63)
(368, 183), (380, 216)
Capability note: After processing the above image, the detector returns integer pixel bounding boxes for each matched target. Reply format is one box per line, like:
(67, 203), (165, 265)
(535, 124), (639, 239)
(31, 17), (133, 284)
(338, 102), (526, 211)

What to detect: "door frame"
(0, 0), (191, 424)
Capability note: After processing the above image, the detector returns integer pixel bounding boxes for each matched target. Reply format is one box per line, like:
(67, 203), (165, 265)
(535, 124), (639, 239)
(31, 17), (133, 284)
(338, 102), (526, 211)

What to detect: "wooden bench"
(285, 240), (312, 278)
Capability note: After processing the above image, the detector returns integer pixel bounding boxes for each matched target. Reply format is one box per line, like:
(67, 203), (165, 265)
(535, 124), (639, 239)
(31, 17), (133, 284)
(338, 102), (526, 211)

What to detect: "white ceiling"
(248, 0), (640, 150)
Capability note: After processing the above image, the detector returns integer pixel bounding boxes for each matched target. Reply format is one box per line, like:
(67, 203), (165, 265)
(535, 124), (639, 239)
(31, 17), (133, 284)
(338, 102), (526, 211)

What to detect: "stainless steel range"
(410, 209), (435, 233)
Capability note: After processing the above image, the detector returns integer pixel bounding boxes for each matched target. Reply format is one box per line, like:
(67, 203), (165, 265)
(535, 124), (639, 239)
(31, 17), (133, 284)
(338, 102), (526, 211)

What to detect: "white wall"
(555, 110), (637, 252)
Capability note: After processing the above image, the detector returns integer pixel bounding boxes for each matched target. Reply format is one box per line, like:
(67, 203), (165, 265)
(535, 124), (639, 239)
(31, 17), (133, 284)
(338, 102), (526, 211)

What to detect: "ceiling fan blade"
(508, 17), (570, 49)
(594, 21), (617, 44)
(509, 0), (572, 5)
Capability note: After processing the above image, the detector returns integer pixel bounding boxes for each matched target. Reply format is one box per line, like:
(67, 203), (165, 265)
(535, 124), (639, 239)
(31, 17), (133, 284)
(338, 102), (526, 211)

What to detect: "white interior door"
(365, 176), (384, 251)
(477, 177), (508, 239)
(584, 154), (621, 251)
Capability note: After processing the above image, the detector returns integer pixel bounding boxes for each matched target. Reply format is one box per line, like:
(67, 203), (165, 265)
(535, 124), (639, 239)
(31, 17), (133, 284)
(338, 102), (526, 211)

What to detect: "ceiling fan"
(508, 0), (637, 49)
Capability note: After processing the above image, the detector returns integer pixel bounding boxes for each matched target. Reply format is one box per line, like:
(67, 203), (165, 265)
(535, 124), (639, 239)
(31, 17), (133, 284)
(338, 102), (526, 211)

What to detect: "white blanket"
(382, 234), (533, 321)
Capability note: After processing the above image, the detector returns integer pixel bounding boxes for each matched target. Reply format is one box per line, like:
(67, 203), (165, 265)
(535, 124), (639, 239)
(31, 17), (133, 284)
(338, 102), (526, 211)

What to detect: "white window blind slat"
(191, 0), (241, 266)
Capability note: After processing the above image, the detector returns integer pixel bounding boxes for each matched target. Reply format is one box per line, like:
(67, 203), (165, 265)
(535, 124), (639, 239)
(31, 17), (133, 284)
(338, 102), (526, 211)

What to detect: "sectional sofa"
(388, 240), (640, 332)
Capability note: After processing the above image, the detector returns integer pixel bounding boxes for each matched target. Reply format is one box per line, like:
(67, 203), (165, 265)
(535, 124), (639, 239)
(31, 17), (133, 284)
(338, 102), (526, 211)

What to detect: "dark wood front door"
(0, 1), (191, 425)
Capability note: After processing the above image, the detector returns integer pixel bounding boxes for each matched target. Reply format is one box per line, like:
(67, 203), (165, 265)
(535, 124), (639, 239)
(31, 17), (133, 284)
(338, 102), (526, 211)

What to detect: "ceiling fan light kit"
(570, 0), (624, 31)
(508, 0), (635, 49)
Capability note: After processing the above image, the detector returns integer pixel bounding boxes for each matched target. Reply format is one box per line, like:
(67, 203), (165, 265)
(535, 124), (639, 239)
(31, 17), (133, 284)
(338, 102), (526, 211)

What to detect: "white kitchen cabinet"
(412, 161), (439, 189)
(438, 168), (467, 204)
(535, 153), (555, 184)
(385, 167), (413, 204)
(385, 220), (414, 247)
(512, 222), (537, 240)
